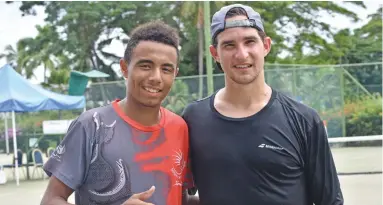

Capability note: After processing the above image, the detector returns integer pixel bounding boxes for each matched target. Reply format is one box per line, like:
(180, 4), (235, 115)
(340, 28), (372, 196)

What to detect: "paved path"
(1, 174), (381, 205)
(332, 146), (382, 174)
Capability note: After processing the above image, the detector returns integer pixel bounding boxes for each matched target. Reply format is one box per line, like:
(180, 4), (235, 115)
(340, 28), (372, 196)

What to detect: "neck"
(221, 71), (271, 108)
(118, 97), (161, 126)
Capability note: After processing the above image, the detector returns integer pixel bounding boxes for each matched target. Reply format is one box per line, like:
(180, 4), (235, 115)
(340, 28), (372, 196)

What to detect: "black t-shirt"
(182, 89), (343, 205)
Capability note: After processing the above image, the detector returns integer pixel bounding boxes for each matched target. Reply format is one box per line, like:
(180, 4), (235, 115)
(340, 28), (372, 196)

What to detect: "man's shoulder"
(162, 107), (188, 127)
(275, 90), (321, 125)
(75, 104), (115, 127)
(183, 95), (212, 116)
(192, 94), (212, 106)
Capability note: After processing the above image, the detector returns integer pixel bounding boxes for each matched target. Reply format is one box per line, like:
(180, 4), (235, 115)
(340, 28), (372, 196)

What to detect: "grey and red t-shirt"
(43, 100), (191, 205)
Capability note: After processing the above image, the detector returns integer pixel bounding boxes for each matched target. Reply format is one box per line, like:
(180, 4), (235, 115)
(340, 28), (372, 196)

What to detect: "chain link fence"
(87, 62), (382, 138)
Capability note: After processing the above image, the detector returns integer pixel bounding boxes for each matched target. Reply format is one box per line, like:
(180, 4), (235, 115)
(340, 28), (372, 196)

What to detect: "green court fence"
(86, 62), (382, 138)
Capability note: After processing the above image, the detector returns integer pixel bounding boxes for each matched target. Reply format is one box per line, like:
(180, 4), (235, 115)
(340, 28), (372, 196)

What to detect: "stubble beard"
(229, 67), (262, 85)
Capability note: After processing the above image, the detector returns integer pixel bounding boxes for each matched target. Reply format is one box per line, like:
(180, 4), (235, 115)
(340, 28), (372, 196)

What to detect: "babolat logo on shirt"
(258, 143), (284, 150)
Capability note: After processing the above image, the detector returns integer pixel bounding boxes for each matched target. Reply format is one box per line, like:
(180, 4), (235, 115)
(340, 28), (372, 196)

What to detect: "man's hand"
(122, 186), (156, 205)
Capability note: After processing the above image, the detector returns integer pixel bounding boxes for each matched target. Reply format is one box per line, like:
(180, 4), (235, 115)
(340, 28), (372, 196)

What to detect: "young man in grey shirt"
(41, 21), (193, 205)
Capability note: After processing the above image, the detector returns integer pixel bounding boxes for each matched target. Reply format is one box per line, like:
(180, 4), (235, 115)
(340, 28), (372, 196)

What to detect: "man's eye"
(224, 44), (234, 48)
(162, 67), (173, 73)
(140, 65), (151, 69)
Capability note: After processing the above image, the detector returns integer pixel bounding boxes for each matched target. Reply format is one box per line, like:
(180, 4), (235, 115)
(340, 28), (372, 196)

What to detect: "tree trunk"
(89, 48), (108, 105)
(197, 3), (204, 99)
(44, 64), (47, 83)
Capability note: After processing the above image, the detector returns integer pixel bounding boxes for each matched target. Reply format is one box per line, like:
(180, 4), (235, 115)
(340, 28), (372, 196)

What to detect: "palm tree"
(0, 42), (36, 78)
(15, 37), (46, 80)
(0, 45), (18, 67)
(180, 2), (203, 98)
(179, 1), (226, 98)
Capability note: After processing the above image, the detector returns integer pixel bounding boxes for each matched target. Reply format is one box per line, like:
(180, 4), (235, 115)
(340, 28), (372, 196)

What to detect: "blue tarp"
(0, 64), (85, 112)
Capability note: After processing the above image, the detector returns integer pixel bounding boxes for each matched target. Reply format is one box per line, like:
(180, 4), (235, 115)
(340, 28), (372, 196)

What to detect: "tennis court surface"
(0, 145), (381, 205)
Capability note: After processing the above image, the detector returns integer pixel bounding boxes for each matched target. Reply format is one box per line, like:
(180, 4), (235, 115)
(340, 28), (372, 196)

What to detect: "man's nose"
(235, 44), (249, 60)
(148, 67), (162, 84)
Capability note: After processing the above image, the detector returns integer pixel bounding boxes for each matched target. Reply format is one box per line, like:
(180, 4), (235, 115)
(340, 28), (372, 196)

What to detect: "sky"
(0, 1), (382, 84)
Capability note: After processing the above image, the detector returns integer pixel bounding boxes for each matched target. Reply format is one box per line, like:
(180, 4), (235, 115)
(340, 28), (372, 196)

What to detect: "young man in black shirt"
(182, 3), (344, 205)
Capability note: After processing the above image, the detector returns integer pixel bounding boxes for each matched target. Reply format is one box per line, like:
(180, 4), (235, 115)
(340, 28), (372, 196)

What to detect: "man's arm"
(40, 116), (94, 205)
(41, 176), (74, 205)
(182, 189), (200, 205)
(306, 119), (344, 205)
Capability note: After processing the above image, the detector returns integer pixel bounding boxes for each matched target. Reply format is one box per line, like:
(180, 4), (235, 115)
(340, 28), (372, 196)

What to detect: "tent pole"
(4, 113), (9, 155)
(12, 111), (20, 186)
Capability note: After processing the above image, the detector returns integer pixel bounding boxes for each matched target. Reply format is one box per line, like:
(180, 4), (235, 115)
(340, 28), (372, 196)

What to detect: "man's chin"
(140, 100), (163, 108)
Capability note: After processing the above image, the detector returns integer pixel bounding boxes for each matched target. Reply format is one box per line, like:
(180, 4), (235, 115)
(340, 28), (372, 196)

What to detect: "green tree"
(10, 2), (138, 80)
(343, 7), (382, 64)
(0, 42), (38, 78)
(337, 8), (382, 95)
(0, 45), (18, 67)
(10, 1), (365, 78)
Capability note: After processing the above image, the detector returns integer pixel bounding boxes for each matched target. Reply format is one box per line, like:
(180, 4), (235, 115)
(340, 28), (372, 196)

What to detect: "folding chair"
(31, 149), (45, 179)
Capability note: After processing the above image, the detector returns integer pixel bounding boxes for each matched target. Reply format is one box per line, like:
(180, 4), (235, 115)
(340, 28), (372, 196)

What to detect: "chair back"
(12, 149), (23, 165)
(47, 147), (55, 157)
(32, 149), (44, 165)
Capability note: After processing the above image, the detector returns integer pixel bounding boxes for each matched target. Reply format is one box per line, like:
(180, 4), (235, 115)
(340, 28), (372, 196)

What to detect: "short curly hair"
(124, 20), (180, 64)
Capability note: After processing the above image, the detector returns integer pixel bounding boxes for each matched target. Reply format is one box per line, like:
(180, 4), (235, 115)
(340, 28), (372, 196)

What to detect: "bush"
(345, 94), (382, 136)
(163, 80), (198, 115)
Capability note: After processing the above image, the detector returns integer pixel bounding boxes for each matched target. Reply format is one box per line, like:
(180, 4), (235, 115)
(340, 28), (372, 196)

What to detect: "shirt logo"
(171, 149), (186, 187)
(51, 144), (66, 162)
(258, 143), (284, 150)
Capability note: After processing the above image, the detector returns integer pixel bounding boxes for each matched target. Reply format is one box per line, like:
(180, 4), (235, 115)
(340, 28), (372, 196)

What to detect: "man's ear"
(263, 37), (272, 57)
(209, 45), (220, 63)
(120, 58), (128, 78)
(175, 67), (179, 77)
